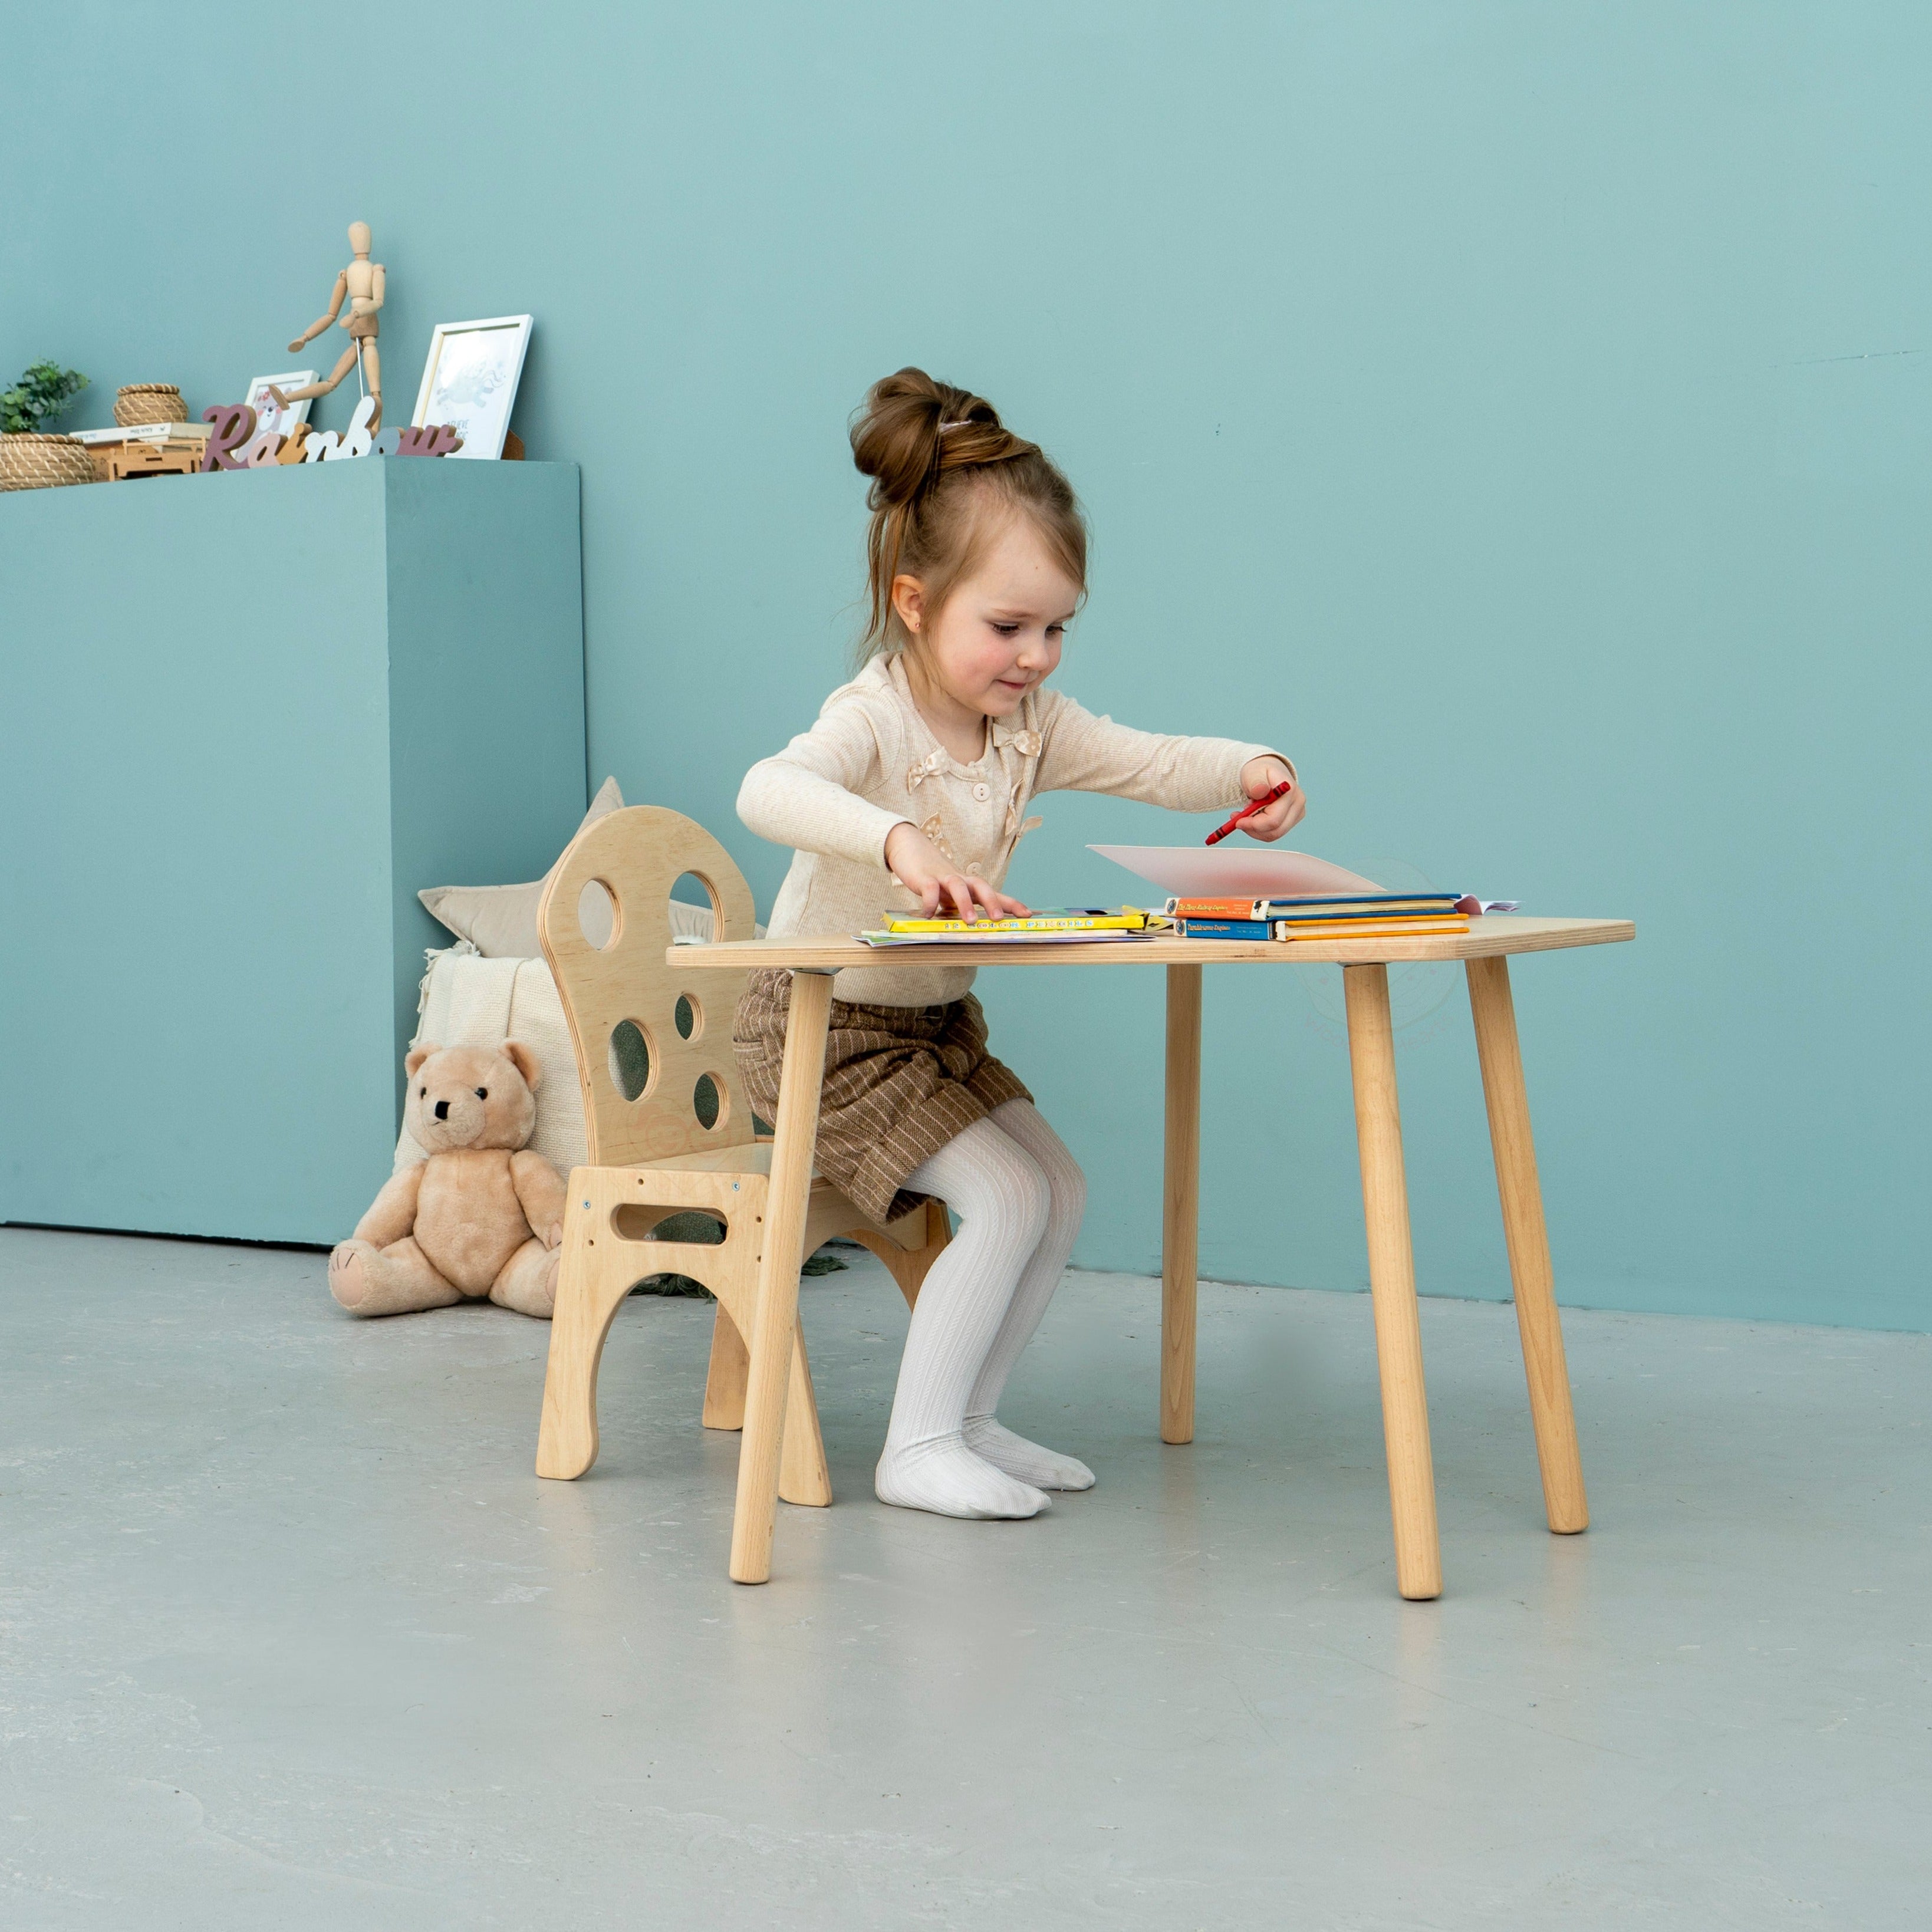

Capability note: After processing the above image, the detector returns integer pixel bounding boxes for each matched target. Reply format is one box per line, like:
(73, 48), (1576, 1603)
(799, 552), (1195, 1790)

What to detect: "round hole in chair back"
(578, 878), (619, 950)
(674, 993), (701, 1041)
(608, 1020), (653, 1102)
(693, 1071), (724, 1131)
(667, 871), (722, 944)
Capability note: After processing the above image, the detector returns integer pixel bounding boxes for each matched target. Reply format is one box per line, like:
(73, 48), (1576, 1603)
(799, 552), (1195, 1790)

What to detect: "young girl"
(735, 367), (1303, 1522)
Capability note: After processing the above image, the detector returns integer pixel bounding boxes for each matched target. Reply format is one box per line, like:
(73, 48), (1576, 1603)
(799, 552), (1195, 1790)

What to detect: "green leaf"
(3, 362), (88, 434)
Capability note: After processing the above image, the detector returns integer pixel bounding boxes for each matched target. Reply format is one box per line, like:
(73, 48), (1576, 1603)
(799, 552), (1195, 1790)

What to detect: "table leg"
(1342, 963), (1443, 1601)
(1161, 963), (1203, 1445)
(1464, 957), (1589, 1535)
(729, 969), (835, 1585)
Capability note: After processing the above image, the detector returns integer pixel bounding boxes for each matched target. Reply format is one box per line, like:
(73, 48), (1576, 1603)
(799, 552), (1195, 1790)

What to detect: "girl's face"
(895, 515), (1080, 723)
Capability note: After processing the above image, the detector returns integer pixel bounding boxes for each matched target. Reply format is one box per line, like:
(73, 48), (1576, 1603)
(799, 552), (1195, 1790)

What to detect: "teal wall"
(5, 5), (1925, 1327)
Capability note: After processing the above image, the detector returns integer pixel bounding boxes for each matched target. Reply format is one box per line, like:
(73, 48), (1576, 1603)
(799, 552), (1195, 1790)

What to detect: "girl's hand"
(884, 822), (1031, 923)
(1235, 756), (1305, 841)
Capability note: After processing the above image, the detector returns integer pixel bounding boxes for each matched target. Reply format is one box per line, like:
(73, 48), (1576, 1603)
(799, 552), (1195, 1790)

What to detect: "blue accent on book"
(1258, 892), (1459, 908)
(1177, 918), (1275, 939)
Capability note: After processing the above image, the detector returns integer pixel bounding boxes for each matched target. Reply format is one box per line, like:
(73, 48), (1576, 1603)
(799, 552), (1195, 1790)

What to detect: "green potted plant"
(0, 361), (95, 491)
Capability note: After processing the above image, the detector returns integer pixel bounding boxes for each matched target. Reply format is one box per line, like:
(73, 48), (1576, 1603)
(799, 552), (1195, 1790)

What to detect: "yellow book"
(880, 906), (1160, 936)
(1272, 916), (1469, 940)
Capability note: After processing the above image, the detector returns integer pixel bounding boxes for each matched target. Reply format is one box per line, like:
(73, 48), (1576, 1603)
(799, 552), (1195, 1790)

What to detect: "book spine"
(1272, 899), (1457, 911)
(1271, 919), (1469, 939)
(1179, 914), (1469, 937)
(1270, 913), (1469, 925)
(1177, 918), (1273, 939)
(1166, 898), (1268, 919)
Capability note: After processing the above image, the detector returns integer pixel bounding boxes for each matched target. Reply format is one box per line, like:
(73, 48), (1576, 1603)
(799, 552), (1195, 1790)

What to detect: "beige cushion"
(394, 924), (739, 1179)
(396, 944), (587, 1175)
(419, 781), (761, 957)
(404, 796), (767, 1177)
(419, 776), (626, 957)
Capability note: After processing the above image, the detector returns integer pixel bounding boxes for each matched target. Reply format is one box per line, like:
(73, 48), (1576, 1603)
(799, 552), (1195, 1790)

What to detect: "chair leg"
(851, 1197), (953, 1311)
(1466, 957), (1588, 1534)
(1343, 964), (1443, 1602)
(537, 1173), (640, 1480)
(702, 1301), (749, 1430)
(904, 1196), (953, 1307)
(730, 970), (835, 1584)
(704, 1251), (832, 1507)
(778, 1326), (833, 1508)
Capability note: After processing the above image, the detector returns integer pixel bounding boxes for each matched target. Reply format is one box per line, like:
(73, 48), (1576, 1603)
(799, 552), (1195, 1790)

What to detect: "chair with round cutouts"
(532, 805), (951, 1505)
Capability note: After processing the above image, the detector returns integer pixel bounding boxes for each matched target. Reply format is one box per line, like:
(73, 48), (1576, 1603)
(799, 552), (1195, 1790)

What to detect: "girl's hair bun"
(847, 366), (1087, 659)
(849, 367), (1025, 509)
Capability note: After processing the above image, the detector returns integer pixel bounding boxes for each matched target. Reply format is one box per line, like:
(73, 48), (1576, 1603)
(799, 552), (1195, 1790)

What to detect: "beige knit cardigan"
(737, 654), (1287, 1006)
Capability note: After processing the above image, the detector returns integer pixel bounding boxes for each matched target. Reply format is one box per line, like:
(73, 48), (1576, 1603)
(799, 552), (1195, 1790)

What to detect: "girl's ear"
(890, 572), (925, 636)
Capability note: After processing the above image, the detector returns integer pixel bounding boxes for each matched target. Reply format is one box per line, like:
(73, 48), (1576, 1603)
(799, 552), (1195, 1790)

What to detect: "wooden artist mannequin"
(271, 221), (386, 431)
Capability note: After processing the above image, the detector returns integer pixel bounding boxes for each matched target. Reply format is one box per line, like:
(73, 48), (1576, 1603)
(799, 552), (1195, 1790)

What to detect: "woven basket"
(0, 433), (98, 491)
(115, 384), (186, 427)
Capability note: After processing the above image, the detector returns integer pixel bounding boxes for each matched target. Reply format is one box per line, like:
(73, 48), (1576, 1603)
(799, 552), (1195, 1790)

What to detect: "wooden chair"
(532, 805), (951, 1506)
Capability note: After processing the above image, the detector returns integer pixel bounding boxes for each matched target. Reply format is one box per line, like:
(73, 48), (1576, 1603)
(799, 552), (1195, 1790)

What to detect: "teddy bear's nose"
(433, 1100), (450, 1121)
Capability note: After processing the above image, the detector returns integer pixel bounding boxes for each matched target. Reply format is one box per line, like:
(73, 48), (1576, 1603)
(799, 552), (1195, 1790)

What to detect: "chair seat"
(630, 1143), (935, 1253)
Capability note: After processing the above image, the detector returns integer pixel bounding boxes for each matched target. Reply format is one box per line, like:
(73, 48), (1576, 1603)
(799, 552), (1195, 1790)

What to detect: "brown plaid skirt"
(732, 970), (1031, 1224)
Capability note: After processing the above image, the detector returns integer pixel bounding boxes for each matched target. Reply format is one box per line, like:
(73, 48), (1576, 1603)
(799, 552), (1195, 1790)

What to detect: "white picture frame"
(244, 371), (319, 437)
(410, 315), (533, 460)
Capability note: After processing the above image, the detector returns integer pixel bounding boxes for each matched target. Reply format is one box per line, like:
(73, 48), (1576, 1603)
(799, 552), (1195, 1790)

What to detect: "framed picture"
(410, 315), (533, 460)
(244, 371), (319, 437)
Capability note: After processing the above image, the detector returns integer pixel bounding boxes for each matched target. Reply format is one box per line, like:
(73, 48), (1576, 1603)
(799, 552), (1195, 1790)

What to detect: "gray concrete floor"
(1, 1227), (1926, 1930)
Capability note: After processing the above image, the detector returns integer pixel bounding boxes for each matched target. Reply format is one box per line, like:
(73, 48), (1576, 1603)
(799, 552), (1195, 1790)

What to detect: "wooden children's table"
(671, 916), (1633, 1596)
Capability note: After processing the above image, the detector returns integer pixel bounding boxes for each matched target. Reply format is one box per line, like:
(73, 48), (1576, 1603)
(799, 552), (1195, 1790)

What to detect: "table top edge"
(666, 914), (1637, 969)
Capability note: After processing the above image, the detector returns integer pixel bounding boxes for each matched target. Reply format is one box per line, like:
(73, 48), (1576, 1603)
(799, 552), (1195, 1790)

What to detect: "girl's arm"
(739, 699), (1026, 920)
(883, 822), (1028, 921)
(1034, 696), (1304, 841)
(738, 702), (912, 869)
(1223, 754), (1302, 840)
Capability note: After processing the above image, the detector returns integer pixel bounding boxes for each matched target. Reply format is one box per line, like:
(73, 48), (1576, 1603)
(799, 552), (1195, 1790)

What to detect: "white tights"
(874, 1098), (1091, 1520)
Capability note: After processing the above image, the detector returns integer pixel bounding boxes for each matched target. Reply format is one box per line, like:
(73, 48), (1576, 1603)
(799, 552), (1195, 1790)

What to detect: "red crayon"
(1204, 779), (1294, 846)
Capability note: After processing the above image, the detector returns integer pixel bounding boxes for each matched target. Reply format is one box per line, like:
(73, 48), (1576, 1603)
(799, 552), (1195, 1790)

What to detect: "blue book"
(1177, 912), (1472, 941)
(1176, 917), (1275, 939)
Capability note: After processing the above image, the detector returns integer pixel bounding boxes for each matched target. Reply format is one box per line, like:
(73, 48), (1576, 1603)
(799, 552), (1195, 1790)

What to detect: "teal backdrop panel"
(0, 461), (585, 1244)
(380, 457), (590, 1054)
(2, 4), (1924, 1324)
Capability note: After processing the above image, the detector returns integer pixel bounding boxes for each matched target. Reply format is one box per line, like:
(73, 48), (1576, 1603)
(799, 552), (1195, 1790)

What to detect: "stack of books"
(859, 907), (1169, 947)
(71, 422), (213, 447)
(72, 419), (213, 483)
(1166, 891), (1471, 942)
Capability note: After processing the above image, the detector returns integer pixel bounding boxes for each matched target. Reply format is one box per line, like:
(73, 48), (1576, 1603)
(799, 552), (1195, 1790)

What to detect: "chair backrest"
(538, 805), (762, 1167)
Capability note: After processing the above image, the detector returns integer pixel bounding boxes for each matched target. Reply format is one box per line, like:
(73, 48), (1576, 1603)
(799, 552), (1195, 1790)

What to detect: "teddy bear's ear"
(405, 1043), (439, 1079)
(502, 1039), (542, 1091)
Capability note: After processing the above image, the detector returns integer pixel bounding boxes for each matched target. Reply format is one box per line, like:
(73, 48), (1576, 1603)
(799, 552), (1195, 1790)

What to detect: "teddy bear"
(328, 1041), (568, 1319)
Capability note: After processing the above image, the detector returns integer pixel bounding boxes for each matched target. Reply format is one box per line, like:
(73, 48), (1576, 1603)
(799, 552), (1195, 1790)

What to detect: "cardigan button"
(972, 782), (990, 801)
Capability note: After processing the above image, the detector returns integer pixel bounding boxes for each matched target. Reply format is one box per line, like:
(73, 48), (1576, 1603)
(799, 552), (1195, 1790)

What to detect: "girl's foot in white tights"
(960, 1100), (1094, 1491)
(961, 1417), (1095, 1492)
(873, 1103), (1090, 1518)
(874, 1430), (1049, 1519)
(874, 1116), (1056, 1518)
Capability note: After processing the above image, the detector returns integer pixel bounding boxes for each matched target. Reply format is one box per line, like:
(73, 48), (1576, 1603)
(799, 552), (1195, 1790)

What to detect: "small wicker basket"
(0, 433), (98, 491)
(115, 384), (187, 427)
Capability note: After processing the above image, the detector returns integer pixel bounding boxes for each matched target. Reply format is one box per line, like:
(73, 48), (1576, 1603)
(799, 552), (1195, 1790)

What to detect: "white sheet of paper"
(1089, 845), (1388, 898)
